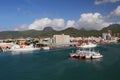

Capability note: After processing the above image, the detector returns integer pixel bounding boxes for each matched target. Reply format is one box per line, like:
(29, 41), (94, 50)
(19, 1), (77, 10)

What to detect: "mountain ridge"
(0, 24), (120, 39)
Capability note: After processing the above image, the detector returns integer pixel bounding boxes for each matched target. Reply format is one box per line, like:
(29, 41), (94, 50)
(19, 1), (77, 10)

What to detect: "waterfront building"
(17, 37), (26, 45)
(108, 30), (112, 36)
(70, 37), (82, 42)
(39, 37), (52, 45)
(102, 33), (108, 40)
(93, 37), (101, 43)
(107, 33), (112, 40)
(52, 34), (70, 45)
(0, 40), (3, 43)
(102, 33), (111, 40)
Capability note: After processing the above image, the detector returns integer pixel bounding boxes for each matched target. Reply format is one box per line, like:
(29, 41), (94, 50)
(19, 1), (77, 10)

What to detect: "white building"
(102, 33), (111, 40)
(52, 34), (70, 44)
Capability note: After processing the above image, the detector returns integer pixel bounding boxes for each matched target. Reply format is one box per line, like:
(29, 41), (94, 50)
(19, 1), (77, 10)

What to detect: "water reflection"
(0, 50), (37, 56)
(69, 57), (103, 63)
(10, 51), (35, 55)
(85, 58), (102, 63)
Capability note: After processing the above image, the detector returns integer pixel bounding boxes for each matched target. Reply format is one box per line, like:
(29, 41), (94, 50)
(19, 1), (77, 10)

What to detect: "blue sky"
(0, 0), (120, 31)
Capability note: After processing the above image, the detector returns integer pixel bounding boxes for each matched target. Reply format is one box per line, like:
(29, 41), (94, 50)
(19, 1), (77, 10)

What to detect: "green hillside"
(0, 24), (120, 39)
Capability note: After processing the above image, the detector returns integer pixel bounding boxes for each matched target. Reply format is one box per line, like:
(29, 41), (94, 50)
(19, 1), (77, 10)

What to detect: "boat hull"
(42, 46), (50, 50)
(92, 55), (103, 59)
(70, 49), (103, 60)
(9, 48), (40, 52)
(77, 43), (97, 48)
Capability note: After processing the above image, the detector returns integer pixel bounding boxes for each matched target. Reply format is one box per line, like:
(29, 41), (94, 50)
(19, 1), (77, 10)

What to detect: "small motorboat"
(91, 53), (103, 59)
(70, 49), (103, 60)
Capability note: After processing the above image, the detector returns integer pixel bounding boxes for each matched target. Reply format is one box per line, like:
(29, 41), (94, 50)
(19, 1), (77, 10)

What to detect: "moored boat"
(42, 46), (50, 50)
(77, 42), (97, 48)
(92, 53), (103, 59)
(5, 44), (40, 52)
(70, 53), (79, 58)
(85, 53), (92, 59)
(70, 49), (103, 60)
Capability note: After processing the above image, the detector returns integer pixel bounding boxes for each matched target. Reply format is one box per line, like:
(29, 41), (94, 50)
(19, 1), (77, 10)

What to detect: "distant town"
(0, 29), (120, 52)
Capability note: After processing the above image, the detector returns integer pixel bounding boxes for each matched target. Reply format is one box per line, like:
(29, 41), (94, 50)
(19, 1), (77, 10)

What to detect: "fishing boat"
(70, 53), (79, 58)
(70, 49), (103, 59)
(91, 52), (103, 59)
(85, 53), (92, 59)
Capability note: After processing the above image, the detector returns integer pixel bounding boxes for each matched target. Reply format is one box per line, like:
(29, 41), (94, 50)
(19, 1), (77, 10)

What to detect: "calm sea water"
(0, 44), (120, 80)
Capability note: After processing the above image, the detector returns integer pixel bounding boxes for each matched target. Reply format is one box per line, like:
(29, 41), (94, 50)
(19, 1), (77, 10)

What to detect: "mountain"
(0, 24), (120, 39)
(0, 30), (42, 39)
(102, 24), (120, 33)
(21, 29), (42, 37)
(0, 31), (21, 39)
(43, 27), (55, 32)
(59, 27), (80, 37)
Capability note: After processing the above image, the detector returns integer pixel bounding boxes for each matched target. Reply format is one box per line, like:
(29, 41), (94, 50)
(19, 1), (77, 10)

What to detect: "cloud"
(106, 6), (120, 19)
(15, 18), (75, 31)
(28, 18), (51, 30)
(50, 18), (65, 30)
(28, 18), (65, 30)
(95, 0), (120, 5)
(111, 6), (120, 16)
(16, 5), (120, 31)
(75, 13), (110, 30)
(13, 2), (120, 31)
(66, 20), (75, 28)
(14, 24), (28, 31)
(15, 13), (111, 31)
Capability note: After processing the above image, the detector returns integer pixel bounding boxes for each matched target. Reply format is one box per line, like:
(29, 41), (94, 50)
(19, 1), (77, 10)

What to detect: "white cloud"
(14, 24), (28, 31)
(95, 0), (120, 5)
(15, 13), (114, 31)
(14, 13), (111, 31)
(66, 20), (75, 28)
(50, 18), (65, 30)
(111, 6), (120, 16)
(28, 18), (65, 31)
(106, 6), (120, 19)
(75, 13), (110, 30)
(16, 5), (120, 31)
(28, 18), (52, 30)
(15, 18), (75, 31)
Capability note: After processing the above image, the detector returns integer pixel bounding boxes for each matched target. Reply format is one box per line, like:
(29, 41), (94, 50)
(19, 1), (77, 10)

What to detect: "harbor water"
(0, 44), (120, 80)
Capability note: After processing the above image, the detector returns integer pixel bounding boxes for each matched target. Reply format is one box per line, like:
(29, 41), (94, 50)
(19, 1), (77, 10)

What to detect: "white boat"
(92, 53), (103, 59)
(0, 43), (13, 46)
(70, 53), (79, 58)
(85, 53), (92, 59)
(77, 42), (97, 48)
(8, 44), (40, 52)
(42, 46), (50, 50)
(85, 55), (91, 59)
(84, 50), (103, 59)
(70, 49), (103, 59)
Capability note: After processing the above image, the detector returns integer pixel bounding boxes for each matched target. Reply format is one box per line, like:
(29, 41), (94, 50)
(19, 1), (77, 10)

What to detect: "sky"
(0, 0), (120, 31)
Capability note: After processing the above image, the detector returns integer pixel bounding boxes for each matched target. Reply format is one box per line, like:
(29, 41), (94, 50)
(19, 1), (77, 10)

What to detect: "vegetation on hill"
(102, 24), (120, 33)
(0, 24), (120, 39)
